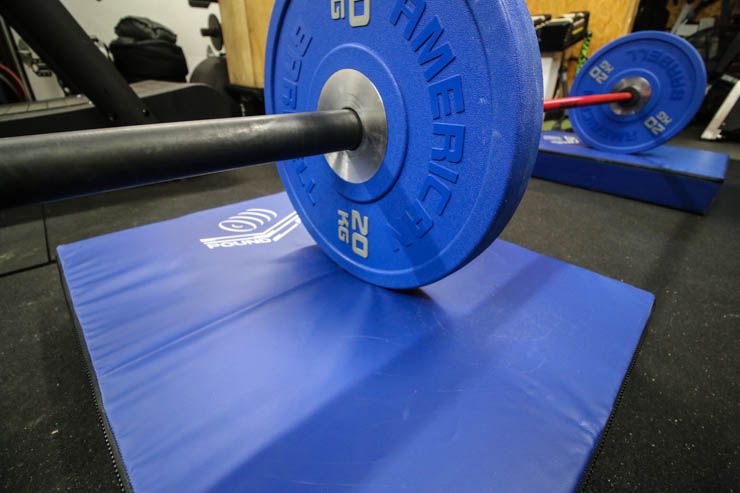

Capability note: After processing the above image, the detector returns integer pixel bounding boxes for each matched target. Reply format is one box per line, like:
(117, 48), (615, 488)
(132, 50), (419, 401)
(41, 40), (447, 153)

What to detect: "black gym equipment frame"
(0, 0), (157, 126)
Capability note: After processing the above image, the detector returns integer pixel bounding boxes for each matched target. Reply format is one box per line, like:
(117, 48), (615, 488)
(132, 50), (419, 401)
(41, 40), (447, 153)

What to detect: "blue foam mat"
(58, 192), (654, 493)
(535, 131), (727, 214)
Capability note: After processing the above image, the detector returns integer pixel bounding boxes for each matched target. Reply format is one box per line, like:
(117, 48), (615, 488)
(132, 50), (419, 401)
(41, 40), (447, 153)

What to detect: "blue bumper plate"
(264, 0), (543, 288)
(570, 31), (706, 153)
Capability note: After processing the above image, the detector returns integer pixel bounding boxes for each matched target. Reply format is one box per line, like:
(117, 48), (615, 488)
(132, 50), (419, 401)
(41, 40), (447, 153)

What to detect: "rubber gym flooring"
(0, 127), (737, 492)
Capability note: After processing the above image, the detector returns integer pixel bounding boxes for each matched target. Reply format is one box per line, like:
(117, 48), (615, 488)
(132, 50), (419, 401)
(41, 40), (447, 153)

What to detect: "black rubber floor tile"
(0, 264), (120, 493)
(0, 205), (48, 275)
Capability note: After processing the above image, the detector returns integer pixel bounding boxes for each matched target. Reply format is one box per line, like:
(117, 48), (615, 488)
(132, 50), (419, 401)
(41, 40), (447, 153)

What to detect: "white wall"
(60, 0), (222, 77)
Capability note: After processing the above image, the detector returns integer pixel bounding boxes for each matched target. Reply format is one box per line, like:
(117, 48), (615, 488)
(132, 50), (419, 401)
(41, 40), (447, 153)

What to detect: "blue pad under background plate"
(58, 192), (654, 493)
(535, 131), (727, 214)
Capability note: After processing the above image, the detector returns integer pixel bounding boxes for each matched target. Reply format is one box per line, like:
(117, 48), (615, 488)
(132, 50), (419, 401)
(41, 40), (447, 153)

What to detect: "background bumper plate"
(570, 31), (706, 154)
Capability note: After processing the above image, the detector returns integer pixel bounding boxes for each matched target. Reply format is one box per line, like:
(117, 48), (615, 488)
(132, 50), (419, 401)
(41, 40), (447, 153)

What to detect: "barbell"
(0, 90), (639, 209)
(0, 0), (706, 289)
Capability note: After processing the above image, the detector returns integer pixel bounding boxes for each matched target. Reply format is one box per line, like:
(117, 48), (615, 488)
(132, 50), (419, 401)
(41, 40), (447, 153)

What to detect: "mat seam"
(42, 204), (51, 263)
(56, 259), (134, 493)
(575, 302), (654, 492)
(0, 260), (53, 279)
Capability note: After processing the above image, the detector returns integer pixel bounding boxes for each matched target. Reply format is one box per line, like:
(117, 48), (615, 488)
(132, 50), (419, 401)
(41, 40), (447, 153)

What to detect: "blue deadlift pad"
(535, 131), (727, 214)
(58, 193), (654, 493)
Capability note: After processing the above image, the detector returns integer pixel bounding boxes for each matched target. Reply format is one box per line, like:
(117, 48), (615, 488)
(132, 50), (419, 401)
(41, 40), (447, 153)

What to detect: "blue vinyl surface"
(535, 131), (727, 214)
(58, 192), (654, 493)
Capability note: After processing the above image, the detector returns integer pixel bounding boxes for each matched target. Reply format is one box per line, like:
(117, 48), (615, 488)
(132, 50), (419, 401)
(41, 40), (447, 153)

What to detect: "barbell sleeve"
(0, 110), (363, 209)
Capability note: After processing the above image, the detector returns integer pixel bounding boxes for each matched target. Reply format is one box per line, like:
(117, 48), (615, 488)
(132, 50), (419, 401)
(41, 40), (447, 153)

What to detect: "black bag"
(114, 16), (178, 44)
(110, 17), (188, 83)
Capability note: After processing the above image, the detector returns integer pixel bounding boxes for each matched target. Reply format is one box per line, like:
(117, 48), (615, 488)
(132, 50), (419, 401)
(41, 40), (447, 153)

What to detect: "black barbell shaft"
(0, 89), (639, 210)
(0, 110), (362, 209)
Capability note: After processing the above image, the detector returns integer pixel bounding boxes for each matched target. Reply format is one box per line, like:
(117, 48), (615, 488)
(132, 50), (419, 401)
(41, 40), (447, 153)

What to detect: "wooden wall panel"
(245, 0), (274, 88)
(219, 0), (274, 88)
(219, 0), (256, 87)
(666, 0), (727, 30)
(221, 0), (641, 89)
(527, 0), (640, 55)
(527, 0), (640, 92)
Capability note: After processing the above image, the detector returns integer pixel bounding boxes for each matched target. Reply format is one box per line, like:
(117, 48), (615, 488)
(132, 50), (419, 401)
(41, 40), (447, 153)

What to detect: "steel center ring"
(318, 69), (389, 184)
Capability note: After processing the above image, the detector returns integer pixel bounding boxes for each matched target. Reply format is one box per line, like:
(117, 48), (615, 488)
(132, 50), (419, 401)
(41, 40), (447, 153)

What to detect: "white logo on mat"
(200, 208), (301, 249)
(543, 134), (581, 145)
